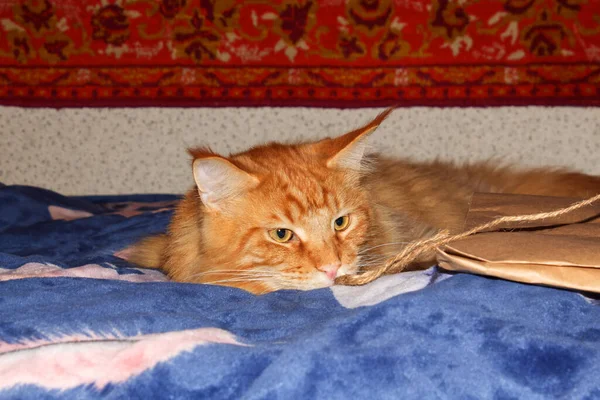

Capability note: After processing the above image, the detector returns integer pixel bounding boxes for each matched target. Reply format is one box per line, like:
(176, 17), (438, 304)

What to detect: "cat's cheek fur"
(338, 263), (359, 277)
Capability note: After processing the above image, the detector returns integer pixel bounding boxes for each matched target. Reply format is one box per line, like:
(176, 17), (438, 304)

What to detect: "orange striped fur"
(129, 109), (600, 294)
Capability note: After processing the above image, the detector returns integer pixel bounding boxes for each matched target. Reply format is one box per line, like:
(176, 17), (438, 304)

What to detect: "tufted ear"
(324, 107), (394, 171)
(190, 149), (259, 210)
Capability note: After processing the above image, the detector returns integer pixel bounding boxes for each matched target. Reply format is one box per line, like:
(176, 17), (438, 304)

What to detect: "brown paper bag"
(436, 193), (600, 293)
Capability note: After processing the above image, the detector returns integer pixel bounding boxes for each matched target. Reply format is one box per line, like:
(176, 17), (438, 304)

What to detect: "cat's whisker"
(354, 261), (387, 268)
(357, 251), (396, 259)
(353, 262), (384, 269)
(358, 241), (411, 254)
(204, 276), (276, 285)
(357, 253), (393, 260)
(355, 255), (397, 265)
(200, 272), (298, 292)
(186, 269), (277, 280)
(192, 269), (275, 276)
(196, 275), (278, 284)
(187, 271), (253, 280)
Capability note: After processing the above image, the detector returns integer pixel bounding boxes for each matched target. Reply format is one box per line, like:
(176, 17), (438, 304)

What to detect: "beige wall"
(1, 106), (599, 195)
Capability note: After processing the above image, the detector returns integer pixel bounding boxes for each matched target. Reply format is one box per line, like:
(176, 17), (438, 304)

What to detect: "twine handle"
(336, 193), (600, 286)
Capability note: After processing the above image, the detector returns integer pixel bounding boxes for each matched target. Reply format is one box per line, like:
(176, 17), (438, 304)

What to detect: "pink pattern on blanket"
(0, 263), (168, 282)
(0, 328), (245, 390)
(48, 205), (94, 221)
(48, 201), (179, 221)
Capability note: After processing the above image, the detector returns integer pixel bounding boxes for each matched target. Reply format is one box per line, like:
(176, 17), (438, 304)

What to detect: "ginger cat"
(129, 109), (600, 294)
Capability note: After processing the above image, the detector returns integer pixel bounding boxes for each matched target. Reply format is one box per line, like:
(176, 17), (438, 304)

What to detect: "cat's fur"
(129, 109), (600, 294)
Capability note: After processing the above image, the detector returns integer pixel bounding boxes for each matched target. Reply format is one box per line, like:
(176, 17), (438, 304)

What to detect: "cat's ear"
(325, 107), (393, 171)
(189, 148), (259, 210)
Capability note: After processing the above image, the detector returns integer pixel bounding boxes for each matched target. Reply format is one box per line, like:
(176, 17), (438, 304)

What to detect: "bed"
(1, 183), (599, 399)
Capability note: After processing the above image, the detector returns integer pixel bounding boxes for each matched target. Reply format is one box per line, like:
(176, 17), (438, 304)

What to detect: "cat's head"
(186, 109), (392, 294)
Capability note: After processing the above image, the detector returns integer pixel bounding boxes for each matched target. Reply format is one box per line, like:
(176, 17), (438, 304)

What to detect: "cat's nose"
(318, 263), (341, 280)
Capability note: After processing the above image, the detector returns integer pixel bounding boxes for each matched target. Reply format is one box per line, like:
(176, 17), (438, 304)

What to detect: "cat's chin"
(304, 274), (335, 290)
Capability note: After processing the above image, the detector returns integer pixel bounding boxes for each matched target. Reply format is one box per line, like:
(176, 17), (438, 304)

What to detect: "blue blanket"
(1, 184), (599, 399)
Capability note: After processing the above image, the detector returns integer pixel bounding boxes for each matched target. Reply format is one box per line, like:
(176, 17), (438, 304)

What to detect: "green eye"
(269, 228), (294, 243)
(334, 215), (350, 231)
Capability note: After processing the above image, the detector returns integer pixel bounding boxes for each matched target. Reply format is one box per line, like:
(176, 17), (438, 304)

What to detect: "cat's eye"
(334, 215), (350, 231)
(268, 228), (294, 243)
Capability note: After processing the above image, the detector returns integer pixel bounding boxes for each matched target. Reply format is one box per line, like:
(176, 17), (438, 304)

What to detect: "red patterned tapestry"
(1, 0), (599, 108)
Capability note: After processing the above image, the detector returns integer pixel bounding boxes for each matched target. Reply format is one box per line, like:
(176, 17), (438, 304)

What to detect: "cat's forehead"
(232, 144), (361, 214)
(264, 189), (340, 228)
(234, 144), (324, 171)
(235, 147), (339, 187)
(271, 169), (338, 205)
(257, 170), (364, 227)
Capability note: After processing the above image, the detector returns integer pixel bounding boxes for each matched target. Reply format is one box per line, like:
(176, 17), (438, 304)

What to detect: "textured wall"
(1, 106), (599, 195)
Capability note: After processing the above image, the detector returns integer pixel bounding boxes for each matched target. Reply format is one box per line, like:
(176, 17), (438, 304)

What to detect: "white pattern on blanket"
(0, 263), (168, 282)
(0, 328), (245, 391)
